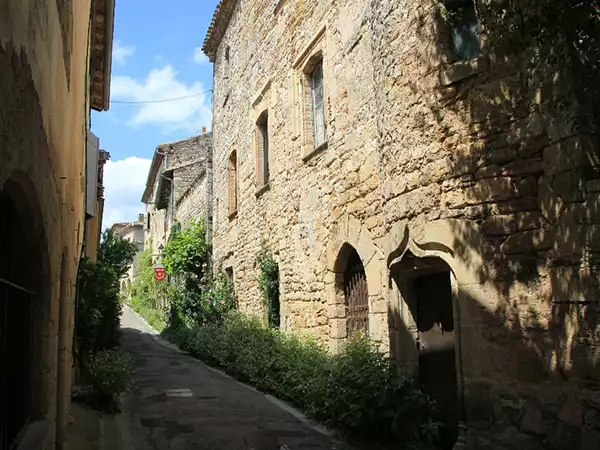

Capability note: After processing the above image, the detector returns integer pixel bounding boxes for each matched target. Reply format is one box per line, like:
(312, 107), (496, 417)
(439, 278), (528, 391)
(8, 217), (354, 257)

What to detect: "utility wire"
(110, 89), (213, 104)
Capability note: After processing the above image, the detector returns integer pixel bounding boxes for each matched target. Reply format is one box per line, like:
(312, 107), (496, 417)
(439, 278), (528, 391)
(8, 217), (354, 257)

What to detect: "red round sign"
(155, 266), (166, 281)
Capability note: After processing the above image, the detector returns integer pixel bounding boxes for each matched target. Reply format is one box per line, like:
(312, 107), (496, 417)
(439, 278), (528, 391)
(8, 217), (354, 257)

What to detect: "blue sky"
(93, 0), (220, 228)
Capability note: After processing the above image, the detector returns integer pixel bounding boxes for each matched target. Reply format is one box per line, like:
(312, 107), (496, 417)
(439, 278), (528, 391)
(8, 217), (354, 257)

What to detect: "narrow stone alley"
(119, 307), (346, 450)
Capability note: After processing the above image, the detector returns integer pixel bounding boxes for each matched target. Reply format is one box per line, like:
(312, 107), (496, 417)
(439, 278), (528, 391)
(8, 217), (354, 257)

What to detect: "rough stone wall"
(368, 0), (600, 448)
(0, 0), (93, 448)
(176, 173), (211, 226)
(211, 0), (383, 340)
(209, 0), (600, 448)
(146, 203), (168, 262)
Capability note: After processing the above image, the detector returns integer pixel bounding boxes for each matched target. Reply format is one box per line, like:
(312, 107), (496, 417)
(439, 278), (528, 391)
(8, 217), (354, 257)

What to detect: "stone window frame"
(251, 80), (273, 197)
(438, 0), (484, 86)
(443, 0), (482, 62)
(255, 110), (270, 193)
(292, 26), (329, 162)
(227, 149), (238, 219)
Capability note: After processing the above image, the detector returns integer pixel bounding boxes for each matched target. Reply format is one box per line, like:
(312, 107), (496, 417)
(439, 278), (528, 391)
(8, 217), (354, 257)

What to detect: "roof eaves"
(141, 149), (165, 203)
(202, 0), (239, 62)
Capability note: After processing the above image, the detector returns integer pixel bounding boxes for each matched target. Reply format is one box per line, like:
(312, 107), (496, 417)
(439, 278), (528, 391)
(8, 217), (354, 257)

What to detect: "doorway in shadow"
(391, 252), (459, 450)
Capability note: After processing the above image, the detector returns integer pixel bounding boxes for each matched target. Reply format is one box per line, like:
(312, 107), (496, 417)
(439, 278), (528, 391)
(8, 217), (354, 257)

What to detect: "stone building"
(84, 134), (111, 262)
(111, 216), (145, 296)
(142, 131), (213, 260)
(204, 0), (600, 448)
(0, 0), (115, 448)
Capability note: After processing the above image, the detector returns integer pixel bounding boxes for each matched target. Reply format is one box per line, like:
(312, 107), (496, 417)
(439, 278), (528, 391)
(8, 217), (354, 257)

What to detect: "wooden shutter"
(86, 131), (100, 217)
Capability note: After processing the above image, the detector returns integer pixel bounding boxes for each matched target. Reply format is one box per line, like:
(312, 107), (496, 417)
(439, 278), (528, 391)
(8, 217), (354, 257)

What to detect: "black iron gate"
(344, 261), (369, 335)
(0, 192), (34, 450)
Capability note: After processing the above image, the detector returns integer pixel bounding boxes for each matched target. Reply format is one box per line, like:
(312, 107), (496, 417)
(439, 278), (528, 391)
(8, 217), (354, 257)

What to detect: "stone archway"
(325, 213), (386, 351)
(0, 174), (51, 449)
(384, 219), (484, 450)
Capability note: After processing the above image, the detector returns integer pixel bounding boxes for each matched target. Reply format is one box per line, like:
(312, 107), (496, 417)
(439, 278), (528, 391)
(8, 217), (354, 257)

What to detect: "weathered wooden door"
(345, 262), (369, 335)
(414, 271), (458, 449)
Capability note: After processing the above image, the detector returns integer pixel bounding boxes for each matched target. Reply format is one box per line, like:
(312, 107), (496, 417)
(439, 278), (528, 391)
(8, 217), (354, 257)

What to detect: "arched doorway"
(391, 251), (459, 449)
(0, 179), (48, 449)
(335, 244), (369, 336)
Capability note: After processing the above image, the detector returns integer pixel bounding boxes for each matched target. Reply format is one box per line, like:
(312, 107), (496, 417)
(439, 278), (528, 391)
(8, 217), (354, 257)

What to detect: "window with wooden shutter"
(228, 150), (238, 218)
(256, 111), (269, 188)
(310, 61), (327, 148)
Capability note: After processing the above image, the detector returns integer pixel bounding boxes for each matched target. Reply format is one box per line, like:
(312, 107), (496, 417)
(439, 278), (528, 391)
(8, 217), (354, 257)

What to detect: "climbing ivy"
(163, 219), (210, 281)
(257, 243), (280, 328)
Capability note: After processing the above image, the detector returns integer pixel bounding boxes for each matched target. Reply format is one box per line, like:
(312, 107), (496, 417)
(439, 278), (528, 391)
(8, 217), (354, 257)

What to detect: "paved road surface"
(121, 307), (345, 450)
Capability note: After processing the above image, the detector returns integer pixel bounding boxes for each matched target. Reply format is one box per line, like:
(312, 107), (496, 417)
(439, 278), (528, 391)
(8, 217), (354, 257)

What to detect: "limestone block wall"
(211, 0), (384, 339)
(209, 0), (599, 448)
(147, 203), (168, 262)
(176, 172), (211, 228)
(369, 0), (600, 448)
(0, 0), (93, 448)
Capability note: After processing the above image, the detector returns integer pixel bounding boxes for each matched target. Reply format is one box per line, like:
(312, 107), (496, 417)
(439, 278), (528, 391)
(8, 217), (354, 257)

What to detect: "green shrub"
(165, 314), (440, 448)
(77, 259), (122, 355)
(75, 348), (132, 414)
(257, 245), (280, 328)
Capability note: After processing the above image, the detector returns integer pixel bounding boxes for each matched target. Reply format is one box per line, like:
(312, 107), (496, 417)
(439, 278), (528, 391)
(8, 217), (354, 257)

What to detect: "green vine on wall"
(257, 243), (280, 328)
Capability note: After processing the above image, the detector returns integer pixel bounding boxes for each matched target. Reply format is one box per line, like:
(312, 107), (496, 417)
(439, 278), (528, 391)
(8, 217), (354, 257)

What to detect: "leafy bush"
(257, 245), (280, 328)
(165, 314), (440, 448)
(163, 219), (210, 283)
(98, 229), (138, 278)
(77, 259), (121, 356)
(75, 348), (132, 414)
(128, 245), (170, 330)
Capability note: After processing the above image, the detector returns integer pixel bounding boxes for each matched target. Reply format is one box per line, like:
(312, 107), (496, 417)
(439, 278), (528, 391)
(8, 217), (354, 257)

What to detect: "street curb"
(122, 305), (340, 442)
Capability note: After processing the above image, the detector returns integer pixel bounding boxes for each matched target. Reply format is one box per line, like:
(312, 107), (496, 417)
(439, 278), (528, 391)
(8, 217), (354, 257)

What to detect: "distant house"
(141, 130), (213, 262)
(111, 216), (145, 296)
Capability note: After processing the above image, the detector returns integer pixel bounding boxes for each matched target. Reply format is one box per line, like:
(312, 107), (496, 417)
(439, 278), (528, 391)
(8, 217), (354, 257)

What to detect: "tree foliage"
(163, 219), (210, 281)
(98, 229), (137, 278)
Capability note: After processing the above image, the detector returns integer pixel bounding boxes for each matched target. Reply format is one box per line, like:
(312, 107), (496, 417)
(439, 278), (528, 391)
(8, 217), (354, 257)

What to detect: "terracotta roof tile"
(202, 0), (238, 62)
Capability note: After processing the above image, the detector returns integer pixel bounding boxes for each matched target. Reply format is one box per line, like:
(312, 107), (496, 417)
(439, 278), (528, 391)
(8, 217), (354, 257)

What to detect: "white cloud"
(112, 40), (135, 65)
(111, 65), (212, 134)
(102, 157), (152, 229)
(193, 47), (209, 65)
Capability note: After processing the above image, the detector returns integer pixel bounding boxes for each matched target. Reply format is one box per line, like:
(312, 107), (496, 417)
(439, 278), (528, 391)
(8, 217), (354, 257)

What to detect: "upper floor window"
(256, 111), (269, 187)
(445, 0), (481, 61)
(224, 46), (231, 79)
(228, 150), (238, 218)
(310, 61), (327, 148)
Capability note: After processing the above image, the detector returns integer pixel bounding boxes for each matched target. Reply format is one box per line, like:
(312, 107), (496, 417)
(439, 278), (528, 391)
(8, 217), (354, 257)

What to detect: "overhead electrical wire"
(110, 89), (213, 104)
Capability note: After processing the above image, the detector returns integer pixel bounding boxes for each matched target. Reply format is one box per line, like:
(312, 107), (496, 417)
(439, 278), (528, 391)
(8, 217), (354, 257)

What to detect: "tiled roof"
(141, 146), (166, 204)
(202, 0), (238, 62)
(91, 0), (115, 112)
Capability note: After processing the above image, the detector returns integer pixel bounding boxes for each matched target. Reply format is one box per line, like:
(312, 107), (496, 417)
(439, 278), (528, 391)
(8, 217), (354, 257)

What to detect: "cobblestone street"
(120, 307), (345, 450)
